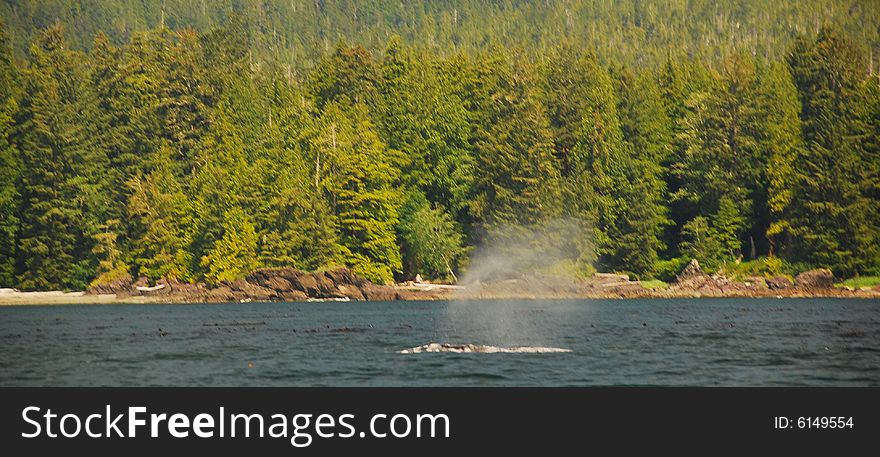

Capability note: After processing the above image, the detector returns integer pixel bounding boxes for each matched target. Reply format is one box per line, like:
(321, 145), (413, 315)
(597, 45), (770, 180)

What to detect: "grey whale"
(399, 343), (572, 354)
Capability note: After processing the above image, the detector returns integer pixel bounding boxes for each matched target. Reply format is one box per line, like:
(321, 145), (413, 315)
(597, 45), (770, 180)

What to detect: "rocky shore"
(2, 260), (878, 306)
(457, 261), (879, 300)
(71, 260), (880, 301)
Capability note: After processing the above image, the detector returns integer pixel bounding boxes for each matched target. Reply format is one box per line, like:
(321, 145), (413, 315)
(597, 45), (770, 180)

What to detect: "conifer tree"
(398, 191), (466, 281)
(257, 75), (342, 270)
(377, 37), (475, 234)
(0, 97), (17, 286)
(759, 62), (804, 258)
(609, 66), (672, 275)
(309, 43), (381, 111)
(787, 27), (879, 276)
(159, 28), (213, 172)
(470, 52), (562, 230)
(200, 207), (259, 285)
(128, 144), (195, 281)
(16, 25), (108, 290)
(314, 102), (402, 284)
(0, 19), (18, 284)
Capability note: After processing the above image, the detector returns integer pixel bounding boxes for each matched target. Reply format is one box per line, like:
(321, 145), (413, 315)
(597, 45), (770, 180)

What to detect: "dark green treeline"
(0, 17), (878, 289)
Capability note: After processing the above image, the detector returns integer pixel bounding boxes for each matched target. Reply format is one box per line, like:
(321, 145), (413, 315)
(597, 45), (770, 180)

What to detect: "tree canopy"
(1, 7), (878, 289)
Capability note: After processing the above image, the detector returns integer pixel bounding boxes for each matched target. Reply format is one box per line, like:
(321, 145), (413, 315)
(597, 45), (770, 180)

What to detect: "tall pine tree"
(787, 27), (879, 276)
(16, 25), (109, 290)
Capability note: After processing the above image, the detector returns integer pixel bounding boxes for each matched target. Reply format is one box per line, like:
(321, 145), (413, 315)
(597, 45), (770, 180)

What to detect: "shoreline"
(3, 264), (878, 307)
(2, 285), (878, 307)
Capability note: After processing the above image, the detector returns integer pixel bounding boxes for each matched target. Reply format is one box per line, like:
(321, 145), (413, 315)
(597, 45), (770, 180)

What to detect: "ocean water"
(0, 298), (877, 386)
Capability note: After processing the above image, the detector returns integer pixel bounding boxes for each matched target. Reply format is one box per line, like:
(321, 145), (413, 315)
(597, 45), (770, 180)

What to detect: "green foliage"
(672, 57), (759, 258)
(607, 66), (672, 275)
(255, 78), (341, 271)
(761, 62), (804, 257)
(128, 145), (195, 281)
(680, 217), (725, 272)
(89, 220), (132, 289)
(15, 25), (109, 290)
(639, 279), (669, 290)
(0, 97), (18, 285)
(317, 102), (402, 284)
(652, 257), (691, 283)
(713, 196), (745, 260)
(3, 1), (877, 73)
(835, 276), (880, 289)
(1, 12), (878, 291)
(91, 220), (128, 279)
(786, 27), (880, 277)
(200, 207), (259, 285)
(470, 52), (562, 234)
(398, 192), (466, 281)
(377, 38), (474, 221)
(720, 256), (794, 281)
(309, 43), (380, 110)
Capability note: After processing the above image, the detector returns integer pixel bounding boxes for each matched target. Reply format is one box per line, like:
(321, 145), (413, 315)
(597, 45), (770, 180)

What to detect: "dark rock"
(85, 273), (133, 296)
(279, 290), (309, 302)
(795, 269), (835, 289)
(166, 280), (206, 301)
(766, 276), (794, 290)
(746, 277), (769, 290)
(312, 273), (338, 296)
(247, 270), (295, 293)
(677, 259), (704, 281)
(206, 286), (235, 302)
(324, 268), (365, 288)
(337, 284), (366, 301)
(285, 270), (318, 295)
(243, 267), (379, 301)
(225, 279), (277, 301)
(361, 284), (397, 301)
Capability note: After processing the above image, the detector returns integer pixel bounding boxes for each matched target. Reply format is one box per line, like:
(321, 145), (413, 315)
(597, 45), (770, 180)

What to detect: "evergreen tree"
(377, 37), (474, 220)
(107, 29), (169, 179)
(0, 97), (17, 286)
(0, 17), (17, 101)
(658, 57), (716, 255)
(128, 144), (195, 281)
(0, 19), (18, 284)
(188, 98), (257, 280)
(787, 27), (879, 276)
(680, 216), (725, 271)
(314, 102), (402, 284)
(200, 207), (259, 285)
(470, 52), (562, 230)
(159, 28), (213, 172)
(398, 191), (466, 281)
(864, 80), (880, 273)
(309, 42), (381, 111)
(15, 25), (108, 290)
(760, 62), (804, 258)
(610, 66), (672, 275)
(257, 75), (341, 270)
(674, 55), (764, 261)
(1, 14), (878, 290)
(714, 195), (746, 261)
(89, 219), (129, 285)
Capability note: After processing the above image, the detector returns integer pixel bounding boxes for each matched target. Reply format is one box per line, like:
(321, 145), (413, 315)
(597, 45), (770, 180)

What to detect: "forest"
(0, 1), (879, 290)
